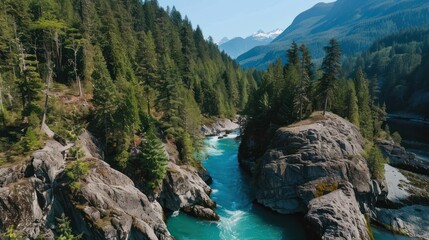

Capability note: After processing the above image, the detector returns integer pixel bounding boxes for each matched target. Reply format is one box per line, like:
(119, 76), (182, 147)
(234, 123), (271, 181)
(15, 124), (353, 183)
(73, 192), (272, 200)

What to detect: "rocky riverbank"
(240, 111), (429, 239)
(373, 140), (429, 238)
(201, 117), (240, 136)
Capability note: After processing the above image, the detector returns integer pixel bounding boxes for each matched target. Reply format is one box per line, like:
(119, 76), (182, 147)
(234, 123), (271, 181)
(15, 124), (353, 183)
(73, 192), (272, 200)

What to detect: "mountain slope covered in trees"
(237, 0), (429, 69)
(0, 0), (256, 187)
(345, 27), (429, 118)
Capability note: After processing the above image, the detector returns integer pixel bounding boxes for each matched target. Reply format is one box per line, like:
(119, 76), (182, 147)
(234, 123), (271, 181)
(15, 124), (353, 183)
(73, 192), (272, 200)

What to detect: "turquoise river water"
(167, 133), (415, 240)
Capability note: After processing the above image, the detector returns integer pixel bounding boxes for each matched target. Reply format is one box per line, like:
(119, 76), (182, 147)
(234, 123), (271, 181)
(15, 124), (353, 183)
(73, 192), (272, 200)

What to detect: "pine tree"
(287, 41), (299, 67)
(91, 47), (118, 148)
(136, 31), (158, 115)
(138, 125), (168, 188)
(294, 44), (312, 120)
(16, 52), (43, 116)
(157, 53), (184, 137)
(320, 39), (342, 115)
(346, 81), (360, 126)
(56, 214), (81, 240)
(354, 68), (374, 138)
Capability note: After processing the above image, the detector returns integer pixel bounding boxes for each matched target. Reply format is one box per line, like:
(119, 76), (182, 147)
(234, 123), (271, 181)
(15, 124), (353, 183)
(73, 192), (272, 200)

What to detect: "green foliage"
(2, 225), (24, 240)
(346, 81), (360, 127)
(56, 214), (81, 240)
(0, 0), (256, 180)
(365, 144), (389, 181)
(66, 160), (90, 192)
(345, 27), (429, 117)
(179, 132), (196, 165)
(391, 132), (402, 144)
(137, 126), (168, 189)
(320, 39), (342, 115)
(23, 127), (43, 152)
(354, 69), (374, 139)
(315, 181), (339, 198)
(68, 145), (85, 160)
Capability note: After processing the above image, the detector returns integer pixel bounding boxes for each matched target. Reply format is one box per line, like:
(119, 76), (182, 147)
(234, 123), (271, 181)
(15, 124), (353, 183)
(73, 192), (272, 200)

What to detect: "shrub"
(56, 214), (81, 240)
(367, 145), (389, 181)
(315, 181), (339, 197)
(2, 225), (23, 240)
(391, 131), (402, 144)
(68, 145), (85, 160)
(23, 127), (43, 152)
(66, 160), (90, 192)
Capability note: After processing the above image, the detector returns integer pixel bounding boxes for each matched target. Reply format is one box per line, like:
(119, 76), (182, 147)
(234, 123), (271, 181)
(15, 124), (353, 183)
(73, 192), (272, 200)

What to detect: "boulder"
(376, 139), (429, 176)
(54, 159), (173, 240)
(183, 205), (220, 221)
(158, 162), (219, 220)
(252, 112), (373, 214)
(201, 118), (239, 136)
(305, 182), (372, 240)
(374, 205), (429, 239)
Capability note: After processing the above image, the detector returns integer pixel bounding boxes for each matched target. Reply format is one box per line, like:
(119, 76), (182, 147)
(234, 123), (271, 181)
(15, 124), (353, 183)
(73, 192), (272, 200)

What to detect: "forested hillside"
(0, 0), (256, 183)
(345, 27), (429, 118)
(237, 0), (429, 69)
(242, 40), (391, 181)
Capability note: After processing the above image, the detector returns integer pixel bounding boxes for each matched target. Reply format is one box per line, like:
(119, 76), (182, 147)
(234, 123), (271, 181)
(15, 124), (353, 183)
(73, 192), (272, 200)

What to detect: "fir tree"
(56, 214), (81, 240)
(294, 44), (312, 120)
(354, 68), (374, 138)
(139, 125), (168, 188)
(346, 81), (360, 127)
(320, 39), (342, 115)
(136, 31), (158, 115)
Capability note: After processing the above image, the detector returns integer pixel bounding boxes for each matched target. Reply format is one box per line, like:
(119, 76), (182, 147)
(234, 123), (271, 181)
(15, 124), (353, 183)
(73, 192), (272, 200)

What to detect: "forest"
(344, 27), (429, 118)
(242, 39), (393, 181)
(0, 0), (256, 187)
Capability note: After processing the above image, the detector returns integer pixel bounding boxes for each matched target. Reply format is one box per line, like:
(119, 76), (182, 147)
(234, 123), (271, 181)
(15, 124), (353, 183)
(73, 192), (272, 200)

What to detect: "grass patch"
(315, 180), (339, 197)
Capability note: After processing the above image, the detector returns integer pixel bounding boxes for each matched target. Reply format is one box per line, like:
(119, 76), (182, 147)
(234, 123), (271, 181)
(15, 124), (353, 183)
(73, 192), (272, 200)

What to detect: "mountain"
(237, 0), (429, 69)
(219, 29), (283, 59)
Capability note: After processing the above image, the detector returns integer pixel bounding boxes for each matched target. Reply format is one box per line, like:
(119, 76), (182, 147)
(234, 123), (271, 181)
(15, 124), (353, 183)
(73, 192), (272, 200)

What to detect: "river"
(167, 131), (417, 240)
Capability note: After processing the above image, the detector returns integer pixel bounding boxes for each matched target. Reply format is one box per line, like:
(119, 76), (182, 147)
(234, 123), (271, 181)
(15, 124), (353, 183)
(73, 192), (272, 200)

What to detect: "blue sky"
(157, 0), (336, 42)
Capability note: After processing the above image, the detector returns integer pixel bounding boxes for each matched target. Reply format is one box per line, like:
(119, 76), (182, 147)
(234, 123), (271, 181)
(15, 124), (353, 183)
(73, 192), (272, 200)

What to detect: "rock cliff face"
(0, 133), (172, 239)
(158, 162), (219, 221)
(253, 112), (374, 213)
(240, 112), (377, 239)
(305, 182), (371, 240)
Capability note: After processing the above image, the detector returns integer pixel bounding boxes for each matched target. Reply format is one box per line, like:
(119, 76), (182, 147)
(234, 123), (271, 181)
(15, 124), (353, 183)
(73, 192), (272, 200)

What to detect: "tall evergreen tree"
(91, 47), (118, 149)
(287, 41), (299, 67)
(138, 124), (168, 188)
(354, 68), (374, 138)
(346, 81), (360, 126)
(136, 31), (158, 115)
(320, 39), (342, 115)
(294, 44), (312, 120)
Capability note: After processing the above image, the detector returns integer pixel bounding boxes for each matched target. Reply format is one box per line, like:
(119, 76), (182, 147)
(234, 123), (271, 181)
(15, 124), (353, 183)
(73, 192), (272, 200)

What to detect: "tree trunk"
(323, 95), (328, 116)
(145, 86), (151, 116)
(75, 48), (83, 97)
(41, 51), (52, 129)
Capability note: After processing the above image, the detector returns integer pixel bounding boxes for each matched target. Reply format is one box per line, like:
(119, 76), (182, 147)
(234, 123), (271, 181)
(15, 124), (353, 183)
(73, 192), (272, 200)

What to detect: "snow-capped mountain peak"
(251, 28), (283, 40)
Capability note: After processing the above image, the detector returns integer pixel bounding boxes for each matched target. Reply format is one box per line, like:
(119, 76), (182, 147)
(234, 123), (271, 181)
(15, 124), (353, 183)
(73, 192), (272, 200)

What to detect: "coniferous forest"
(0, 0), (256, 185)
(1, 0), (429, 239)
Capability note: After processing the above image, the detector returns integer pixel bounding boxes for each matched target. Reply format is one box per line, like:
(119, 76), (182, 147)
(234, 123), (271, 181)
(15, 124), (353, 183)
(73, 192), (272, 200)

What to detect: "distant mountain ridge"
(237, 0), (429, 69)
(218, 29), (283, 59)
